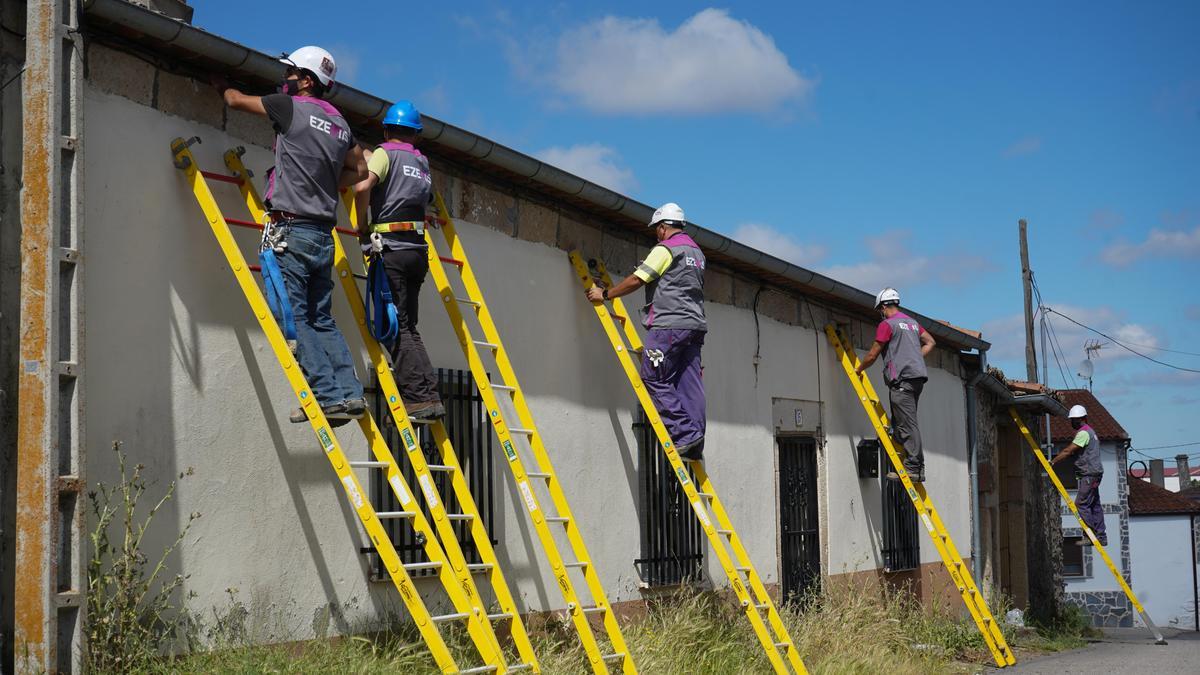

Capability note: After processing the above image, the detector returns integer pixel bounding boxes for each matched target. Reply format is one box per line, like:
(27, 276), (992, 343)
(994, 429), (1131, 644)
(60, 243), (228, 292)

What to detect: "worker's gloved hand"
(369, 232), (384, 255)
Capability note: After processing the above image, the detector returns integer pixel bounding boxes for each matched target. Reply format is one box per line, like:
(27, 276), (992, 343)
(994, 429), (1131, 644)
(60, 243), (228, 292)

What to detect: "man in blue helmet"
(352, 101), (444, 419)
(213, 46), (369, 427)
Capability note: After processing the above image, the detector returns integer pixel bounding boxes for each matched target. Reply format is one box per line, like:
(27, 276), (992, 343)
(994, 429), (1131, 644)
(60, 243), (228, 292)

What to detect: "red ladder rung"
(335, 226), (357, 237)
(226, 217), (264, 230)
(248, 264), (262, 272)
(439, 256), (465, 267)
(200, 170), (244, 185)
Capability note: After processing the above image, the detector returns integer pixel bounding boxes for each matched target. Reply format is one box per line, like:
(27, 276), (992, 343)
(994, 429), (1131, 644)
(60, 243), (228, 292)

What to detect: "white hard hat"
(650, 202), (686, 227)
(281, 46), (337, 86)
(874, 287), (901, 309)
(1068, 405), (1087, 419)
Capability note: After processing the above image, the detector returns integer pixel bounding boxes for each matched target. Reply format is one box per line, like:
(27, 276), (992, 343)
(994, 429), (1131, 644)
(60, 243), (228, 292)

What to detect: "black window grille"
(880, 455), (919, 572)
(779, 436), (821, 603)
(364, 368), (496, 579)
(634, 410), (704, 586)
(1062, 536), (1085, 576)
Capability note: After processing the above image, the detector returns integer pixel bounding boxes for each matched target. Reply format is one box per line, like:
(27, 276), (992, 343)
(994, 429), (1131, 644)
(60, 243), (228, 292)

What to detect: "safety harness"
(258, 217), (298, 352)
(364, 233), (399, 345)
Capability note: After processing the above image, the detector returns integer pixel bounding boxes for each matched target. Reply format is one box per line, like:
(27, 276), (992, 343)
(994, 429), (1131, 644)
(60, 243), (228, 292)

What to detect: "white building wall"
(1128, 516), (1198, 630)
(82, 86), (974, 641)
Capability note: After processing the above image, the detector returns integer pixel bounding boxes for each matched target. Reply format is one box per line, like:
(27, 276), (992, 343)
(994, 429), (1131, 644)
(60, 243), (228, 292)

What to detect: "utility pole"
(1020, 219), (1038, 383)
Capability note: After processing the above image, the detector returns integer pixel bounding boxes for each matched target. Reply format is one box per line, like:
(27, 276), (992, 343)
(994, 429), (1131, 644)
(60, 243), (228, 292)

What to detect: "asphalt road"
(997, 628), (1200, 674)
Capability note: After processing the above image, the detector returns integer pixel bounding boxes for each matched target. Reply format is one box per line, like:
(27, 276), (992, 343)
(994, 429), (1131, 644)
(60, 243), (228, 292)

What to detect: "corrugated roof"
(1128, 478), (1200, 516)
(1047, 390), (1129, 442)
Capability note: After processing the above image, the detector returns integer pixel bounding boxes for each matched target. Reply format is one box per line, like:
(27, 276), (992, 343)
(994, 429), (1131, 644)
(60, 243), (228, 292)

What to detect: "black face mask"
(1071, 418), (1083, 430)
(279, 76), (302, 96)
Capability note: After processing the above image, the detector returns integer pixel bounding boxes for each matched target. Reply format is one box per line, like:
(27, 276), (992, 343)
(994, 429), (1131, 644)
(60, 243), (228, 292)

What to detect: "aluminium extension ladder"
(1007, 408), (1167, 644)
(825, 325), (1015, 668)
(424, 192), (637, 674)
(171, 136), (506, 674)
(221, 147), (542, 671)
(570, 254), (809, 675)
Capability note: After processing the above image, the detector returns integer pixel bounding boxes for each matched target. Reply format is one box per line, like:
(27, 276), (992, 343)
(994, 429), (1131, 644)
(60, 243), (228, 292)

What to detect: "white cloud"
(1002, 136), (1042, 158)
(1100, 225), (1200, 267)
(536, 143), (637, 193)
(981, 303), (1161, 367)
(730, 223), (827, 267)
(546, 9), (812, 115)
(817, 230), (992, 293)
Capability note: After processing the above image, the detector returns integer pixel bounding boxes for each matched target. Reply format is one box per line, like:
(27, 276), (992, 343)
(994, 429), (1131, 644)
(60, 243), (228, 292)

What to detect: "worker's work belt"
(371, 220), (426, 235)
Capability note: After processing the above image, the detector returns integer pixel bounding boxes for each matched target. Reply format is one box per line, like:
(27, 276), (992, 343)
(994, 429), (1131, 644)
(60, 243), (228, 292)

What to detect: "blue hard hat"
(383, 100), (422, 131)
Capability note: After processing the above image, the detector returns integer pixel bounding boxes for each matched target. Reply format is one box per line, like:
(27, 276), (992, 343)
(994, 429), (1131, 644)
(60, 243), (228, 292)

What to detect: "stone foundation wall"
(1064, 590), (1134, 628)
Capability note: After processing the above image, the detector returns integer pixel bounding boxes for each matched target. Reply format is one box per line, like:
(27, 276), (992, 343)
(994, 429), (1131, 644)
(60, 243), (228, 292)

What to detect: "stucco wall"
(1128, 515), (1198, 630)
(81, 73), (976, 643)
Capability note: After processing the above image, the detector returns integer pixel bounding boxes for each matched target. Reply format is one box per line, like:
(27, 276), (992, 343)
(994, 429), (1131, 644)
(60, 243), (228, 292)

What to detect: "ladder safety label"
(389, 474), (413, 506)
(503, 440), (517, 462)
(341, 476), (364, 508)
(317, 427), (335, 453)
(674, 466), (691, 486)
(692, 503), (711, 528)
(401, 428), (417, 451)
(921, 513), (934, 533)
(518, 480), (538, 513)
(419, 474), (440, 509)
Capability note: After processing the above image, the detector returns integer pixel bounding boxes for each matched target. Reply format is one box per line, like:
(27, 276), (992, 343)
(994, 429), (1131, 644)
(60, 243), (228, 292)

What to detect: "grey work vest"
(880, 312), (928, 385)
(265, 96), (353, 222)
(641, 232), (707, 331)
(1074, 425), (1103, 477)
(366, 142), (432, 253)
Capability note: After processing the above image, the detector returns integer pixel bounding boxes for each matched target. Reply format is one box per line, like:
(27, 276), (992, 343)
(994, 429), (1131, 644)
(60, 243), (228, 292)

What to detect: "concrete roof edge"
(82, 0), (988, 351)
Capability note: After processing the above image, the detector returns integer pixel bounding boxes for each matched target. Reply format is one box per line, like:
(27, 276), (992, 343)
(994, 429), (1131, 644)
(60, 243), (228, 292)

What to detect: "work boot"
(325, 399), (366, 420)
(886, 467), (924, 483)
(289, 406), (352, 428)
(677, 437), (705, 462)
(407, 400), (446, 420)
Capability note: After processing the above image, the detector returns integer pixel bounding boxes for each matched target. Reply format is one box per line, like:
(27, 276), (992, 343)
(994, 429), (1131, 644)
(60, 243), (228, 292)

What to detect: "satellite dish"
(1077, 359), (1094, 379)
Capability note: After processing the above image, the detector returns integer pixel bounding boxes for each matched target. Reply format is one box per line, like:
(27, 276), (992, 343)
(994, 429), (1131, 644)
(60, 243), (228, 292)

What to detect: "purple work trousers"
(641, 328), (706, 447)
(1075, 475), (1107, 542)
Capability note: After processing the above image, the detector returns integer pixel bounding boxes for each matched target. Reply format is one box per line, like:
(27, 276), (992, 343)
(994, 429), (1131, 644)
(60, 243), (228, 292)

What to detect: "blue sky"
(198, 2), (1200, 461)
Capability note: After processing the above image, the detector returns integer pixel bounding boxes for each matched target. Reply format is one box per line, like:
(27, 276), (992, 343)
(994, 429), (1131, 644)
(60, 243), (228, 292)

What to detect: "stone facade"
(1064, 590), (1133, 628)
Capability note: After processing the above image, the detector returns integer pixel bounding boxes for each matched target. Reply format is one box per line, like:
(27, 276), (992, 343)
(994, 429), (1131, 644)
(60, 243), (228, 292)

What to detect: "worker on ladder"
(855, 288), (935, 482)
(585, 203), (707, 460)
(352, 100), (445, 419)
(1051, 405), (1107, 546)
(212, 45), (369, 426)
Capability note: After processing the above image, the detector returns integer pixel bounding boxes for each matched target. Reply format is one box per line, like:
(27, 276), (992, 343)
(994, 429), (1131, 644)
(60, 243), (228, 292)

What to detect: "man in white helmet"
(855, 288), (936, 482)
(212, 46), (369, 426)
(586, 203), (707, 460)
(1051, 405), (1107, 546)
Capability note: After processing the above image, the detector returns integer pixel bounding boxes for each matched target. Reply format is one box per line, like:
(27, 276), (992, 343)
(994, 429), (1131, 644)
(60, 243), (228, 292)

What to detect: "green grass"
(106, 580), (1091, 675)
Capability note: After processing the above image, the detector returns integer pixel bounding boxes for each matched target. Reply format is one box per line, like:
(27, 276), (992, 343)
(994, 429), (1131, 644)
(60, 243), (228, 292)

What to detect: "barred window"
(634, 410), (704, 586)
(363, 368), (497, 579)
(880, 456), (919, 572)
(1062, 536), (1085, 577)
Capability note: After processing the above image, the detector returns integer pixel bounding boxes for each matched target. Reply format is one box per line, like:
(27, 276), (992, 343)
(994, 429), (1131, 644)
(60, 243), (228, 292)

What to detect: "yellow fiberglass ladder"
(221, 147), (543, 671)
(825, 325), (1015, 668)
(172, 135), (508, 674)
(1007, 407), (1167, 645)
(570, 254), (809, 675)
(424, 192), (637, 674)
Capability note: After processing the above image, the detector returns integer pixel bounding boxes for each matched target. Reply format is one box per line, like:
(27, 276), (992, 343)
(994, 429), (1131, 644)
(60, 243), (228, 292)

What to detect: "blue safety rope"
(365, 252), (399, 346)
(259, 247), (298, 345)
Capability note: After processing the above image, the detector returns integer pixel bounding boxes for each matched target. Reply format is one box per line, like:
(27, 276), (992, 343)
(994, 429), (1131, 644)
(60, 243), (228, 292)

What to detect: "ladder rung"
(491, 384), (516, 392)
(774, 642), (790, 649)
(349, 461), (389, 469)
(467, 563), (494, 572)
(425, 464), (454, 472)
(445, 513), (475, 521)
(734, 566), (750, 573)
(457, 665), (497, 674)
(200, 170), (243, 185)
(454, 296), (480, 307)
(754, 602), (769, 610)
(509, 428), (535, 435)
(696, 492), (714, 499)
(601, 653), (626, 661)
(438, 255), (464, 267)
(409, 417), (434, 425)
(527, 471), (551, 479)
(473, 340), (498, 350)
(717, 529), (734, 536)
(581, 605), (606, 615)
(546, 516), (570, 523)
(375, 511), (416, 519)
(430, 611), (469, 623)
(563, 560), (589, 568)
(486, 611), (511, 620)
(403, 561), (443, 571)
(506, 664), (534, 672)
(352, 272), (367, 281)
(225, 217), (262, 230)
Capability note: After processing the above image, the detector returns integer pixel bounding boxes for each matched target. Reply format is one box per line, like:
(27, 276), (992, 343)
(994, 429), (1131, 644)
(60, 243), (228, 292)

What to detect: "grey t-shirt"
(876, 312), (928, 385)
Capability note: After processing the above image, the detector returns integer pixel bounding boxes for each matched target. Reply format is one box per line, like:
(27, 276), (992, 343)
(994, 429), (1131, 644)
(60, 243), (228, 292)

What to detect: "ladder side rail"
(593, 259), (804, 672)
(425, 215), (616, 674)
(430, 194), (635, 674)
(171, 139), (460, 673)
(569, 253), (795, 674)
(824, 326), (1013, 667)
(833, 328), (1012, 662)
(1007, 408), (1166, 643)
(225, 157), (511, 669)
(334, 187), (541, 669)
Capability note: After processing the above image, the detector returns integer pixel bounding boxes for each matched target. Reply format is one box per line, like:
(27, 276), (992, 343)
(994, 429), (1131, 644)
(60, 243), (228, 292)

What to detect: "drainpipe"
(1192, 515), (1198, 632)
(965, 351), (988, 586)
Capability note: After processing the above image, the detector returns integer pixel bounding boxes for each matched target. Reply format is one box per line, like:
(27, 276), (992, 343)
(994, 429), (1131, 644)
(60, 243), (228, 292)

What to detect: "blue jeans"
(274, 222), (363, 406)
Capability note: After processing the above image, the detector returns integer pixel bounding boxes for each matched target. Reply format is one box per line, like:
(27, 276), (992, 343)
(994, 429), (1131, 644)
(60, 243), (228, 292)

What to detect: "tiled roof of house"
(1129, 478), (1200, 515)
(1047, 389), (1129, 442)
